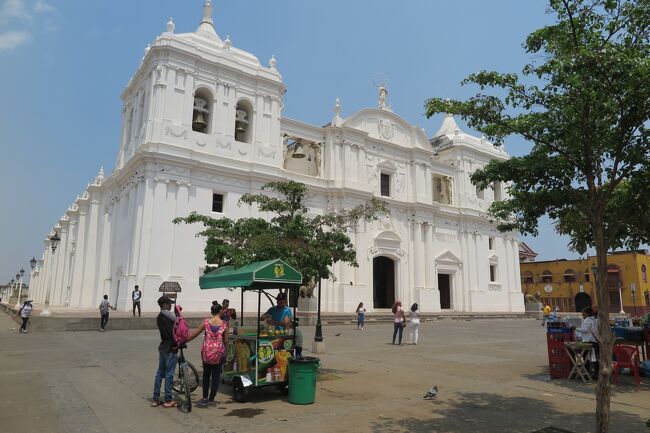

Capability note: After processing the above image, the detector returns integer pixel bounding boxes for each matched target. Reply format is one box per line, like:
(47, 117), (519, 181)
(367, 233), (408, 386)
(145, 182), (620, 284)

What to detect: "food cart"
(199, 259), (301, 402)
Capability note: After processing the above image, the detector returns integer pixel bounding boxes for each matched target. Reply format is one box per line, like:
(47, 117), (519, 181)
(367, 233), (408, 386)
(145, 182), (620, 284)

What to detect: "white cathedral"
(30, 2), (524, 314)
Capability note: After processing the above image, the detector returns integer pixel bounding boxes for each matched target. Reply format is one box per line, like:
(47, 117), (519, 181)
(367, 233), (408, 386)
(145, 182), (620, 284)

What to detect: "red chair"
(612, 345), (641, 387)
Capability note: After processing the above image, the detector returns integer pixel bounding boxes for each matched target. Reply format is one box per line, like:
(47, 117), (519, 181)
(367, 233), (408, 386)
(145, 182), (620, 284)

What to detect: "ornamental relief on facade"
(395, 173), (405, 193)
(378, 118), (395, 140)
(165, 126), (187, 139)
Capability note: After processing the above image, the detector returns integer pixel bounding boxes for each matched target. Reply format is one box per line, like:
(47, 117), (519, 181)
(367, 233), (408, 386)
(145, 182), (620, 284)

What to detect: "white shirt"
(575, 316), (599, 343)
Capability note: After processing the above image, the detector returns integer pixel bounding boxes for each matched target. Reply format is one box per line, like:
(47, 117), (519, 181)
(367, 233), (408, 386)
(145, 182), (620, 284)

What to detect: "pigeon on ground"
(423, 385), (438, 400)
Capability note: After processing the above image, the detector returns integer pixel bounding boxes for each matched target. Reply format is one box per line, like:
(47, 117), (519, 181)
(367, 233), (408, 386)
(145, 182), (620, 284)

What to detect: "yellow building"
(519, 250), (650, 315)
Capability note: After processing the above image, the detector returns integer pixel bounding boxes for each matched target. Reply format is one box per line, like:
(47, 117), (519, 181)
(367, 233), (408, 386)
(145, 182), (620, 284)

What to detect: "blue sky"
(0, 0), (600, 284)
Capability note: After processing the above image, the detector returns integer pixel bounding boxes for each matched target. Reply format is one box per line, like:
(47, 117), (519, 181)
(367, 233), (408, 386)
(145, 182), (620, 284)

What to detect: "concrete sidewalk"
(1, 311), (648, 433)
(0, 301), (542, 332)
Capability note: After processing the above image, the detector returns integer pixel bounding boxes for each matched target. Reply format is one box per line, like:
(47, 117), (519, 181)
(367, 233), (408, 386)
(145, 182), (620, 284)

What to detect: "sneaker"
(195, 398), (209, 408)
(208, 400), (217, 408)
(98, 329), (105, 332)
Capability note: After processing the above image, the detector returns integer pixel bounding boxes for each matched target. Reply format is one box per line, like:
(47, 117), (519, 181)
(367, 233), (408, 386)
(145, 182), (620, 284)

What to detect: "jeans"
(100, 313), (109, 330)
(202, 362), (224, 401)
(357, 314), (365, 328)
(133, 301), (141, 317)
(20, 317), (29, 332)
(153, 350), (177, 402)
(392, 322), (403, 344)
(409, 322), (420, 344)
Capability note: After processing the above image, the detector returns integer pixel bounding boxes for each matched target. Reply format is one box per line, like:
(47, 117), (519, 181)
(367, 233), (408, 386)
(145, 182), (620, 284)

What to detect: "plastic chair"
(612, 345), (641, 387)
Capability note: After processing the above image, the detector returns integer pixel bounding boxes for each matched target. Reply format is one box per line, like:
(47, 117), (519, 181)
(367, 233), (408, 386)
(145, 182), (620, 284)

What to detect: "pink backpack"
(201, 319), (226, 365)
(173, 305), (190, 346)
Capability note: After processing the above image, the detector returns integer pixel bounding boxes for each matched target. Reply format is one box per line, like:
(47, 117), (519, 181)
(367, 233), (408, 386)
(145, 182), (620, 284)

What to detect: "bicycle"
(173, 348), (199, 394)
(174, 344), (197, 412)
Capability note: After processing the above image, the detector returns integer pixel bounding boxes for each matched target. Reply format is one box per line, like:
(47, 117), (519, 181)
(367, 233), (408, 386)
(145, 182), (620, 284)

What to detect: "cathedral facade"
(30, 2), (524, 314)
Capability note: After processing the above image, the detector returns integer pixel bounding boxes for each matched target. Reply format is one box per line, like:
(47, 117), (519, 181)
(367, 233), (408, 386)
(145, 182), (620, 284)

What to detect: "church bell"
(292, 140), (306, 158)
(192, 111), (207, 131)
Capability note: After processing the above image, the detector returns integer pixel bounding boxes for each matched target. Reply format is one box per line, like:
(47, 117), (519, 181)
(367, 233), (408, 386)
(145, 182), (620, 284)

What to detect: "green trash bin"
(288, 356), (320, 404)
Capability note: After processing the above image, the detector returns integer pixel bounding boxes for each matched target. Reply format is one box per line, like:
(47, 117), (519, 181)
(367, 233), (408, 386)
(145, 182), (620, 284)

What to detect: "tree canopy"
(425, 1), (649, 431)
(174, 181), (388, 284)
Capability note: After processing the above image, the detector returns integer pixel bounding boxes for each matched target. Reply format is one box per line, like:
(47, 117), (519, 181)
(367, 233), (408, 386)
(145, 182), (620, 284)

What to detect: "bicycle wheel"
(180, 363), (192, 412)
(173, 361), (199, 393)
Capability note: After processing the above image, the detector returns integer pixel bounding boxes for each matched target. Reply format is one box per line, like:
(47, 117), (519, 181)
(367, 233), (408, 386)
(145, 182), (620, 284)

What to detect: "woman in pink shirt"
(392, 300), (405, 345)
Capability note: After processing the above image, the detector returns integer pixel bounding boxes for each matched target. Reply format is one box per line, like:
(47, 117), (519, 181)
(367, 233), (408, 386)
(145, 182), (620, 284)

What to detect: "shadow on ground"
(369, 392), (646, 433)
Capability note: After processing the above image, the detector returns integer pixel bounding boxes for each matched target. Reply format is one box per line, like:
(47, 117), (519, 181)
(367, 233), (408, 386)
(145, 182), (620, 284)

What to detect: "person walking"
(98, 295), (115, 331)
(187, 302), (228, 408)
(132, 285), (142, 317)
(151, 295), (178, 408)
(391, 300), (405, 345)
(541, 303), (552, 327)
(16, 300), (33, 333)
(407, 303), (420, 345)
(356, 302), (366, 330)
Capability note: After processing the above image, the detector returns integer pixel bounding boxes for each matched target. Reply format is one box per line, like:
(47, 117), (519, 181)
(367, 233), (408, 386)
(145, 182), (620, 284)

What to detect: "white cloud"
(0, 0), (31, 22)
(0, 30), (30, 50)
(34, 0), (54, 13)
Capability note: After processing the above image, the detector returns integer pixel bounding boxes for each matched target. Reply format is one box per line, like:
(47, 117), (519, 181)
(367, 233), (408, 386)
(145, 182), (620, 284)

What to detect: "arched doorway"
(574, 292), (592, 312)
(373, 256), (395, 308)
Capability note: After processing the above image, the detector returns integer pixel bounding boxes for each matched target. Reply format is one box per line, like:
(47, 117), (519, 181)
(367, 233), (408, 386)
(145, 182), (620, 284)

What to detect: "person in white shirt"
(574, 306), (599, 376)
(408, 303), (420, 345)
(132, 285), (142, 317)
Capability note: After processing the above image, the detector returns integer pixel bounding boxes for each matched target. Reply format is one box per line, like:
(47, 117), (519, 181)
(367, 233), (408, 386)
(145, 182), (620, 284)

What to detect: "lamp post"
(312, 278), (325, 354)
(630, 283), (637, 317)
(40, 232), (61, 316)
(10, 278), (15, 300)
(29, 256), (37, 300)
(15, 268), (25, 309)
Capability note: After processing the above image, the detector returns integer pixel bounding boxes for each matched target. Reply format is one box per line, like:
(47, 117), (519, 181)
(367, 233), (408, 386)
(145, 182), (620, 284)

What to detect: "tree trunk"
(593, 219), (613, 433)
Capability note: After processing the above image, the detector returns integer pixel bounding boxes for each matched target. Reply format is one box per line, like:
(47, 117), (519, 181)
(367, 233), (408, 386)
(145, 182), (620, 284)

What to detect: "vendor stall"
(199, 259), (302, 402)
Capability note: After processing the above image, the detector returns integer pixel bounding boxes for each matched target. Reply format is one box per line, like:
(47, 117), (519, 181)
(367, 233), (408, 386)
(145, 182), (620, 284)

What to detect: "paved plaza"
(1, 312), (648, 433)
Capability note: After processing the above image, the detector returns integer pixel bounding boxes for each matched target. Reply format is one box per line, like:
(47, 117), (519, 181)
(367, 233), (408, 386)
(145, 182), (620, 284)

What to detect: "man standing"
(132, 285), (142, 317)
(151, 295), (178, 408)
(98, 295), (115, 332)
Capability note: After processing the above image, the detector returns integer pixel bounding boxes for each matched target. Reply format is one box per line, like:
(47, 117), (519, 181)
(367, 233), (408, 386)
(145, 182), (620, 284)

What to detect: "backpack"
(173, 314), (190, 347)
(99, 300), (109, 315)
(201, 319), (226, 365)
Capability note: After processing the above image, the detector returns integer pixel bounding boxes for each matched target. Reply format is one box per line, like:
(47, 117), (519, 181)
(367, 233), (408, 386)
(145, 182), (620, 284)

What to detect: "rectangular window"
(212, 193), (224, 213)
(488, 237), (495, 250)
(490, 265), (497, 282)
(380, 173), (390, 197)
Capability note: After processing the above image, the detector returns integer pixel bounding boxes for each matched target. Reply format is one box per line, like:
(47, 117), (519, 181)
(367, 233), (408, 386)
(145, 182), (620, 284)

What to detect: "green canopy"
(199, 259), (303, 290)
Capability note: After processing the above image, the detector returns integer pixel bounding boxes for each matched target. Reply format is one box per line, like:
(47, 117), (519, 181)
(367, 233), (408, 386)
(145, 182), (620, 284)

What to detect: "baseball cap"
(158, 295), (173, 307)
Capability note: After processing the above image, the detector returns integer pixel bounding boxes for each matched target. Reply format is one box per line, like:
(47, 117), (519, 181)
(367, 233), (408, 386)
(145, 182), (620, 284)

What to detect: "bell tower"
(115, 1), (286, 171)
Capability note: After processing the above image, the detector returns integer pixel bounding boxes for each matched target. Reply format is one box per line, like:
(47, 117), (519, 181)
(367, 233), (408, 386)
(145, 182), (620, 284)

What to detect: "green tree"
(174, 181), (388, 284)
(425, 1), (649, 431)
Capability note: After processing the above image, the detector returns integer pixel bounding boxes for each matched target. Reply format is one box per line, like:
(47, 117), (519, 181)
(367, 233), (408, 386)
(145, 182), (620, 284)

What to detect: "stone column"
(78, 188), (101, 308)
(414, 222), (425, 290)
(69, 201), (89, 307)
(52, 222), (70, 306)
(424, 223), (434, 289)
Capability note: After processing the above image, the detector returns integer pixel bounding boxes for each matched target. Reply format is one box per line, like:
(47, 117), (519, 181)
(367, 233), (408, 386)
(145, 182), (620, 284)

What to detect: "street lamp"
(10, 278), (15, 299)
(312, 278), (325, 354)
(29, 256), (37, 303)
(15, 268), (25, 309)
(40, 233), (61, 316)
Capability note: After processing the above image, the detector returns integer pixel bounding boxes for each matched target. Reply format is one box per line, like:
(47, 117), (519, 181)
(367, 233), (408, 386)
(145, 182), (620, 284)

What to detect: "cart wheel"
(233, 380), (249, 403)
